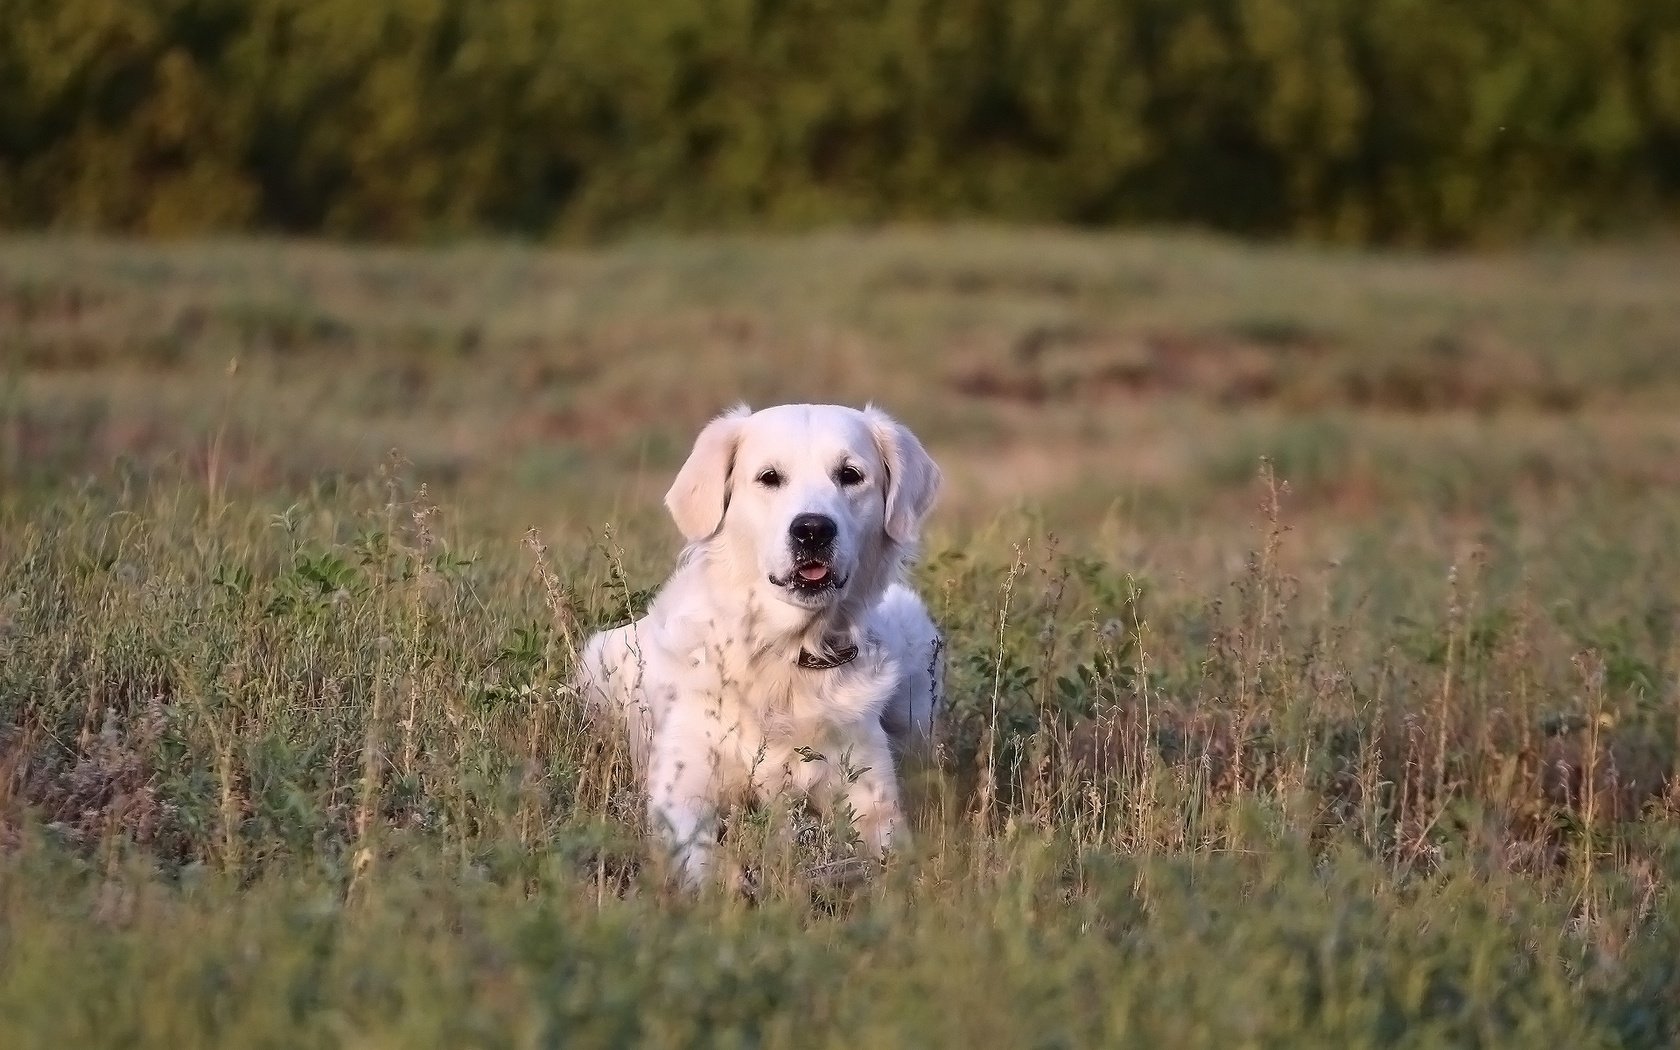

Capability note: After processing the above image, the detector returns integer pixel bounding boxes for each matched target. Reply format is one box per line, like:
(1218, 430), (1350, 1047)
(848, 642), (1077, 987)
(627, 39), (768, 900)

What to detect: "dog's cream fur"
(575, 403), (944, 886)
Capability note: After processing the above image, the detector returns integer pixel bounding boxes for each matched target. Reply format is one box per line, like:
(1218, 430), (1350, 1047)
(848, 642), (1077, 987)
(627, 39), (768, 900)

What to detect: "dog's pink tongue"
(797, 564), (830, 583)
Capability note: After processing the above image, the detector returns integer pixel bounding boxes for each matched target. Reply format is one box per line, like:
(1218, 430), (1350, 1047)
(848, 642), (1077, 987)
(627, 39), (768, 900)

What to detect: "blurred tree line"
(3, 0), (1678, 244)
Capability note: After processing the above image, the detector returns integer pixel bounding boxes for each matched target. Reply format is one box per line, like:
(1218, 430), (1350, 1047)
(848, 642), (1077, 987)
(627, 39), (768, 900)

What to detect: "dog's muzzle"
(775, 513), (844, 595)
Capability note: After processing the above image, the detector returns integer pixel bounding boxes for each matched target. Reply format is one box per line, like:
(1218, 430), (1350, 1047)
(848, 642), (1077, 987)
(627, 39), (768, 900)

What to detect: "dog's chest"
(692, 652), (892, 785)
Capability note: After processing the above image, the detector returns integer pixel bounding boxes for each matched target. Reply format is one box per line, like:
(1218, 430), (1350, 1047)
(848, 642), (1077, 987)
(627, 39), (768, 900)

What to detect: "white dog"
(575, 403), (944, 887)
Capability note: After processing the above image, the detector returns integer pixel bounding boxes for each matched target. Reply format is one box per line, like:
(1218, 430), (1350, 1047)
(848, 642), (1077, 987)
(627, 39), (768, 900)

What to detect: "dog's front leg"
(833, 724), (908, 861)
(646, 729), (723, 888)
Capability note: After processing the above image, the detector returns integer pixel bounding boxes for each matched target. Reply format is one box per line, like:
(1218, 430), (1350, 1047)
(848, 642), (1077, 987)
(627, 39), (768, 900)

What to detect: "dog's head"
(665, 403), (941, 616)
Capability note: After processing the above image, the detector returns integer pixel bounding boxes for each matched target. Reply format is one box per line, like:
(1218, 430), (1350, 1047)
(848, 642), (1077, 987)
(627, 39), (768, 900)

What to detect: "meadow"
(4, 228), (1680, 1046)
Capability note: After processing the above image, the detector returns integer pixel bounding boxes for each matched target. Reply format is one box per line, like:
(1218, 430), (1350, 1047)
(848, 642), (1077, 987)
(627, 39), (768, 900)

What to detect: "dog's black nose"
(789, 513), (837, 548)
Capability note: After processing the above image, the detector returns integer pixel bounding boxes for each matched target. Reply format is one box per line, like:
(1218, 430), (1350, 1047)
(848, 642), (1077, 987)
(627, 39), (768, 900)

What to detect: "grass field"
(5, 228), (1680, 1047)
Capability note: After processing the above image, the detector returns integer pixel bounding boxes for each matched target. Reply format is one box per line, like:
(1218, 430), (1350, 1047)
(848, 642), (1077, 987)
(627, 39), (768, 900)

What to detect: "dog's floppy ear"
(665, 404), (751, 541)
(864, 404), (942, 544)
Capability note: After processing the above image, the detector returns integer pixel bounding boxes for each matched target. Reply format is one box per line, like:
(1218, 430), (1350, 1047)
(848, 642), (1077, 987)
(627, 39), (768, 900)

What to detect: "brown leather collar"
(797, 640), (859, 670)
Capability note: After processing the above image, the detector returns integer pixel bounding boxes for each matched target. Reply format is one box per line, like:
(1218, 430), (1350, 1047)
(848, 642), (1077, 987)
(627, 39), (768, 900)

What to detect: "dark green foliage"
(3, 0), (1679, 243)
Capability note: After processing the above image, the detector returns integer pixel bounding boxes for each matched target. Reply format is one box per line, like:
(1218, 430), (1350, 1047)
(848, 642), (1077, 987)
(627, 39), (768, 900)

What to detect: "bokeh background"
(6, 0), (1680, 243)
(6, 0), (1680, 546)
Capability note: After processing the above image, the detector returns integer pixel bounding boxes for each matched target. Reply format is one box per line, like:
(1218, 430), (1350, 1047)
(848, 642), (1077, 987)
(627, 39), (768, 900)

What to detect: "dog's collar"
(797, 639), (859, 670)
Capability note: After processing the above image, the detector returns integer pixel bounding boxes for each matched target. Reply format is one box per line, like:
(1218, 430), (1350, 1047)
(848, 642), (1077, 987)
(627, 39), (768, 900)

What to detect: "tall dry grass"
(5, 232), (1680, 1045)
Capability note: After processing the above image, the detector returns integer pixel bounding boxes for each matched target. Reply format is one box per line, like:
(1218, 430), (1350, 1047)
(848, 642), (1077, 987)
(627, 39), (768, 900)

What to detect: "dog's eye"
(756, 468), (784, 488)
(836, 464), (865, 487)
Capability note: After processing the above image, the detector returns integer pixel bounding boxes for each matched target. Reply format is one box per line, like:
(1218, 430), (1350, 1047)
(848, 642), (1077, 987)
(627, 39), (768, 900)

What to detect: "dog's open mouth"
(775, 560), (844, 594)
